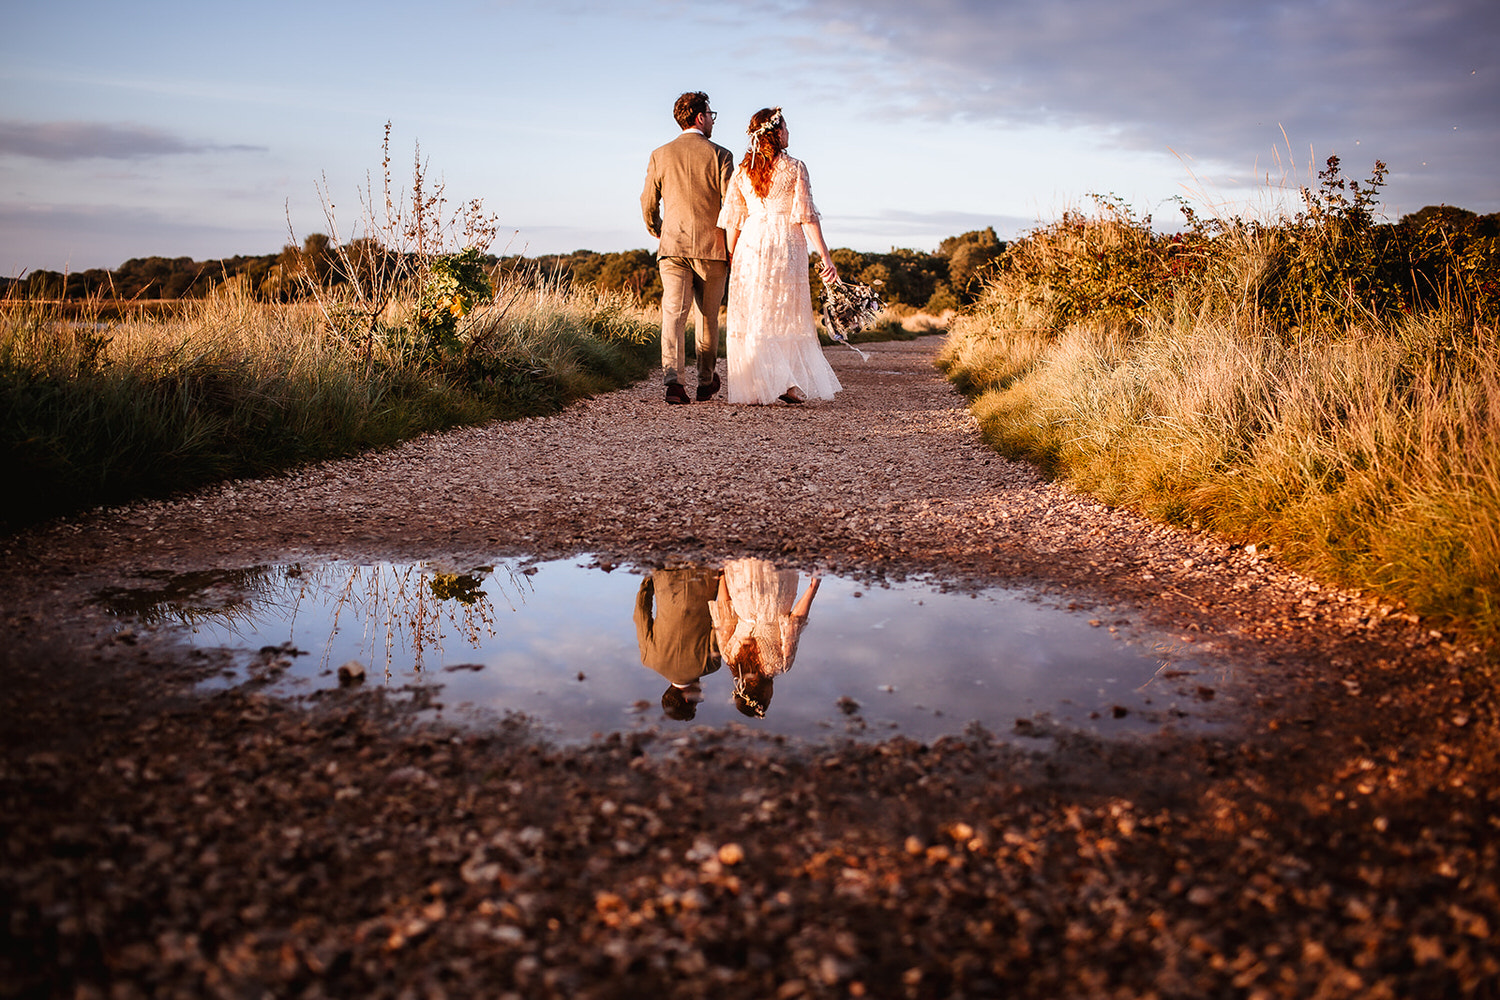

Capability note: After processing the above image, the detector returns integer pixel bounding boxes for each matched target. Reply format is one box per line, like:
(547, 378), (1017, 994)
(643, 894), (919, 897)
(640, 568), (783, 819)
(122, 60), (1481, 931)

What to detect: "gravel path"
(3, 335), (1497, 998)
(2, 335), (1404, 639)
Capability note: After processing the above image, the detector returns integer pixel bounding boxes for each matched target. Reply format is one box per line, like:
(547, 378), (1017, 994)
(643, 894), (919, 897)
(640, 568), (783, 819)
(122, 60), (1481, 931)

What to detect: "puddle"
(98, 557), (1232, 744)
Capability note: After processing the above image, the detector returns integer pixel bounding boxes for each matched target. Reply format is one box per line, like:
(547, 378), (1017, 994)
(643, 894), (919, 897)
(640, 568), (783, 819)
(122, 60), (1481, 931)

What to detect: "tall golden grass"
(0, 276), (657, 529)
(940, 197), (1500, 639)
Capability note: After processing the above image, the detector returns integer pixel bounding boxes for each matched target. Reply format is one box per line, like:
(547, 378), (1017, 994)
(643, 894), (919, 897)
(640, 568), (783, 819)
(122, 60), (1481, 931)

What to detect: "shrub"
(941, 161), (1500, 639)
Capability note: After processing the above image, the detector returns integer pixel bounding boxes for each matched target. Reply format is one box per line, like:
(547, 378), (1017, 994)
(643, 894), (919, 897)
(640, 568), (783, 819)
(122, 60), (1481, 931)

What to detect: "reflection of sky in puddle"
(101, 558), (1228, 744)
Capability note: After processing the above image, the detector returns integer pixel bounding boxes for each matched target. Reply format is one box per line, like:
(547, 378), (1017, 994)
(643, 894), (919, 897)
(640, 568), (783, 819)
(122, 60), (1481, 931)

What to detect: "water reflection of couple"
(634, 559), (820, 720)
(642, 92), (842, 407)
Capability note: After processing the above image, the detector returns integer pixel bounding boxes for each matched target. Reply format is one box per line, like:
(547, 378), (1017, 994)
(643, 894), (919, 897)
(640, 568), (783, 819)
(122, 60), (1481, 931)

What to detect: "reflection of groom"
(641, 91), (734, 405)
(634, 567), (721, 720)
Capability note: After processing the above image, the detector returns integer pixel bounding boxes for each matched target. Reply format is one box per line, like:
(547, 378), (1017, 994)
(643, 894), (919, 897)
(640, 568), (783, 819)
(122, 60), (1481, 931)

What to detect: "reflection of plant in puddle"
(100, 560), (535, 678)
(429, 571), (489, 606)
(317, 563), (520, 675)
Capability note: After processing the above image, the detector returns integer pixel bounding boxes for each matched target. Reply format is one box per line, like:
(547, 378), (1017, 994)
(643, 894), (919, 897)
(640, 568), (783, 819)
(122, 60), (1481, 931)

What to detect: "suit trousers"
(658, 255), (727, 386)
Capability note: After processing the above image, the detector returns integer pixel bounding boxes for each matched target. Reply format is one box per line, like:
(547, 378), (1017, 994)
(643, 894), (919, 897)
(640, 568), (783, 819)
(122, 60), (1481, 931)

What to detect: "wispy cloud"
(0, 121), (266, 161)
(776, 0), (1495, 133)
(761, 0), (1499, 210)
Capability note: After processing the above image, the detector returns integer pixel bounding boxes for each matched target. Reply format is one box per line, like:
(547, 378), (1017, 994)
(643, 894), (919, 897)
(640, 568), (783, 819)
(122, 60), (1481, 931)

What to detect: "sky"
(2, 0), (1496, 275)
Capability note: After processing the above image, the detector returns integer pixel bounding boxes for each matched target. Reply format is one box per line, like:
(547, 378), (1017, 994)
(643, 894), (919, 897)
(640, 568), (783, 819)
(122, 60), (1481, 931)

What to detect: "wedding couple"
(634, 559), (820, 721)
(641, 92), (842, 406)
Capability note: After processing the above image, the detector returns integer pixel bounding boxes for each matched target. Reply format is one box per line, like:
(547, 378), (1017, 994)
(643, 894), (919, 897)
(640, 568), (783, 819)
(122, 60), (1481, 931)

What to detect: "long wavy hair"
(739, 107), (787, 199)
(728, 637), (772, 717)
(728, 636), (763, 674)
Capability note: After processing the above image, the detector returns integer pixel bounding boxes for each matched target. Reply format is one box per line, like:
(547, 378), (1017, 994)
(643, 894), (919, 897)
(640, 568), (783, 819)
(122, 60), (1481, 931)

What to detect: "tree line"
(2, 229), (1009, 313)
(9, 207), (1492, 313)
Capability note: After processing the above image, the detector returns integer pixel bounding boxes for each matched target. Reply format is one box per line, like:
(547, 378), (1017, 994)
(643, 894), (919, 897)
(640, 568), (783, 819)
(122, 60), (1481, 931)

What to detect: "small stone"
(337, 661), (366, 686)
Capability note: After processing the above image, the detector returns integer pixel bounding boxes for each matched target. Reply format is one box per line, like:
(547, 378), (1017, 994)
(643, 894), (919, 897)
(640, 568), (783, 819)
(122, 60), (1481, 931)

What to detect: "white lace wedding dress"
(707, 558), (809, 676)
(716, 156), (843, 405)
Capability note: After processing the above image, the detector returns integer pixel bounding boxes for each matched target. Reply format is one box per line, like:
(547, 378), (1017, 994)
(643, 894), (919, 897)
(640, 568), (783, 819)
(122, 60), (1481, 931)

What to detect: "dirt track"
(2, 335), (1497, 998)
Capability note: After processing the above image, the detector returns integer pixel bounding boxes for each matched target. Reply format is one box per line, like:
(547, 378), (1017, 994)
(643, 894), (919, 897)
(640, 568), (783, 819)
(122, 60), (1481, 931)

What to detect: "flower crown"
(732, 673), (769, 718)
(748, 108), (784, 140)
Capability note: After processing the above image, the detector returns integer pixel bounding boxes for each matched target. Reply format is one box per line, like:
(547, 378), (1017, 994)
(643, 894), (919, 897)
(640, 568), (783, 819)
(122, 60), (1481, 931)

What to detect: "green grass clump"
(940, 160), (1500, 640)
(1, 280), (656, 530)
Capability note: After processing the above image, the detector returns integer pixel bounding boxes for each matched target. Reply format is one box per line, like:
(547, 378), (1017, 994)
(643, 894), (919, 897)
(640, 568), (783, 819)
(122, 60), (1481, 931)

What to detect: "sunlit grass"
(941, 196), (1500, 639)
(0, 278), (657, 529)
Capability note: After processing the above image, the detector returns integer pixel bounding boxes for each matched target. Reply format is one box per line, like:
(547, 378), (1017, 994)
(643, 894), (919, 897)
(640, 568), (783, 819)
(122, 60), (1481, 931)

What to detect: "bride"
(716, 107), (843, 405)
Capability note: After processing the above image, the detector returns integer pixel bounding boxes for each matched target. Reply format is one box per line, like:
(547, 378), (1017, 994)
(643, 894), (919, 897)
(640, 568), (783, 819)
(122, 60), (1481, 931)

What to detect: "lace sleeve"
(789, 158), (819, 225)
(779, 614), (809, 665)
(708, 595), (738, 650)
(716, 170), (748, 230)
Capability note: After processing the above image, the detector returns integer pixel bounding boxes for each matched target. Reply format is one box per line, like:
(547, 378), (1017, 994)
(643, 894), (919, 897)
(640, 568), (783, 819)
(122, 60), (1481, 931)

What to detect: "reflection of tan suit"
(642, 131), (734, 387)
(634, 568), (721, 686)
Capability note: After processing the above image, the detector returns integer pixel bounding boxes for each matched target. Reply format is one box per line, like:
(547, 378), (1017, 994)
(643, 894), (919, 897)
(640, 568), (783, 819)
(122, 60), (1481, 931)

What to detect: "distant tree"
(113, 256), (206, 298)
(940, 228), (1005, 299)
(924, 282), (961, 314)
(11, 226), (1022, 309)
(856, 261), (892, 294)
(300, 233), (336, 285)
(818, 246), (955, 310)
(597, 249), (660, 299)
(881, 248), (944, 306)
(1400, 205), (1477, 232)
(1398, 205), (1500, 240)
(24, 270), (65, 298)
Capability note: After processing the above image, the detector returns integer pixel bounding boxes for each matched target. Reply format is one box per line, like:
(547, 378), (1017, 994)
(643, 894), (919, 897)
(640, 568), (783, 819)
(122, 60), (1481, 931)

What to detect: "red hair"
(739, 108), (786, 199)
(729, 637), (763, 673)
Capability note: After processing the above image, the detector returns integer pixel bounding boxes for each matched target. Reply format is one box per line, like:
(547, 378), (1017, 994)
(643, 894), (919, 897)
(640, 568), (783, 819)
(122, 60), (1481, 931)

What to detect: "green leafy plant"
(291, 123), (501, 365)
(412, 247), (494, 360)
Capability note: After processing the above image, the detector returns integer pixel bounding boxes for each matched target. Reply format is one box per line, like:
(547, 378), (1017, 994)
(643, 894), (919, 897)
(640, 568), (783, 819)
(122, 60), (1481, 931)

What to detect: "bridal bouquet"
(820, 278), (884, 360)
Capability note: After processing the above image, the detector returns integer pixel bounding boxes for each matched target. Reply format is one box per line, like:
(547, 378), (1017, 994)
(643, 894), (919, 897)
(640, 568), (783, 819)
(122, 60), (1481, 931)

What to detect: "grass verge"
(1, 281), (656, 530)
(939, 179), (1500, 641)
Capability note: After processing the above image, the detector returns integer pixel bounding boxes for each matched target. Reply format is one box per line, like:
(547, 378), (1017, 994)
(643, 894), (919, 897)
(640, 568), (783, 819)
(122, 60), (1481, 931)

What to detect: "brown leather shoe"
(666, 383), (691, 405)
(695, 373), (721, 401)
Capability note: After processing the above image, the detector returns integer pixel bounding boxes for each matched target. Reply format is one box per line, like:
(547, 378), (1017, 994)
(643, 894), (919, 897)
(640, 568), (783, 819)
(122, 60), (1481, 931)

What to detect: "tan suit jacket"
(642, 131), (735, 260)
(634, 568), (721, 686)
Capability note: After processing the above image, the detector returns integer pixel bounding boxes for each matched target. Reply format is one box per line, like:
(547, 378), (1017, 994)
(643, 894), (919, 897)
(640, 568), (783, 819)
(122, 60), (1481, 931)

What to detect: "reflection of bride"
(709, 558), (820, 718)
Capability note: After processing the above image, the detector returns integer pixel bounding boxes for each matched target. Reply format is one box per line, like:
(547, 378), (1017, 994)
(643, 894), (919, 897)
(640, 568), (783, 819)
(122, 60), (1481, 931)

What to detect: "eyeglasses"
(705, 111), (718, 121)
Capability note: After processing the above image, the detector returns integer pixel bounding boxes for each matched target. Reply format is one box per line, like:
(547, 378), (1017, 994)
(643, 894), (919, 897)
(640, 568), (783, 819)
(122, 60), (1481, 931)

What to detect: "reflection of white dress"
(716, 156), (843, 405)
(708, 558), (809, 676)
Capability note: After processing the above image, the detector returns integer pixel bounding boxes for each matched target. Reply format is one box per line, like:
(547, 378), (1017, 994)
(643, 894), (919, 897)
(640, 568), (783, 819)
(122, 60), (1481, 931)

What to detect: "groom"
(641, 91), (734, 404)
